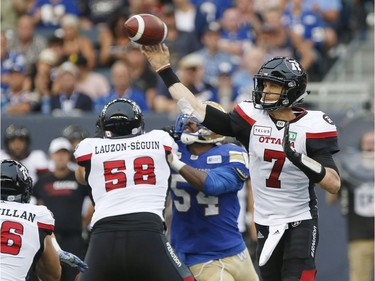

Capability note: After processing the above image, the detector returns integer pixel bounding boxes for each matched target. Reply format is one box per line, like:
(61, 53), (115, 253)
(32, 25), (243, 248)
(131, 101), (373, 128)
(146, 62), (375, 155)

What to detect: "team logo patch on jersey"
(253, 126), (272, 136)
(289, 131), (297, 141)
(229, 151), (247, 165)
(207, 155), (222, 164)
(323, 114), (335, 125)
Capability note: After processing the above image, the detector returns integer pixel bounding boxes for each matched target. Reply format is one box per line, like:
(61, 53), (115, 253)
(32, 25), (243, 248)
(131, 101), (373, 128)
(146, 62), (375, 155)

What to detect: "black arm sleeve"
(311, 153), (339, 175)
(307, 137), (340, 174)
(202, 105), (252, 151)
(202, 105), (233, 135)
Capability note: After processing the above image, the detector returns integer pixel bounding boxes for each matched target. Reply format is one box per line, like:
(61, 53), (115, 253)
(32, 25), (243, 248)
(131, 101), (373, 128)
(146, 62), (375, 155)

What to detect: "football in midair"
(124, 14), (168, 46)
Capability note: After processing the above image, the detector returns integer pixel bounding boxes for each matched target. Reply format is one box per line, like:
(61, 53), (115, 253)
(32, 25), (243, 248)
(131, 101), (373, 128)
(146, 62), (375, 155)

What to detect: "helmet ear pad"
(99, 98), (144, 138)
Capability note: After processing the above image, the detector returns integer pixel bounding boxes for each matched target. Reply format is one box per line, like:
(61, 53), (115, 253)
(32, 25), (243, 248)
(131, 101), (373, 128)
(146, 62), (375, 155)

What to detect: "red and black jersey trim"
(235, 104), (256, 126)
(306, 131), (338, 139)
(76, 153), (92, 164)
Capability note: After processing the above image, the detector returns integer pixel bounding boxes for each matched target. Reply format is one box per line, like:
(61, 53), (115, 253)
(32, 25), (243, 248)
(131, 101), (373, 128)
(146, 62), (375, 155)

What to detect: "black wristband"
(291, 153), (327, 183)
(158, 67), (180, 88)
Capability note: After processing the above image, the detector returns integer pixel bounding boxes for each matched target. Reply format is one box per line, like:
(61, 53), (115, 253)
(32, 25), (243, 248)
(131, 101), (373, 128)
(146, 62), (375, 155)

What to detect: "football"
(124, 14), (168, 46)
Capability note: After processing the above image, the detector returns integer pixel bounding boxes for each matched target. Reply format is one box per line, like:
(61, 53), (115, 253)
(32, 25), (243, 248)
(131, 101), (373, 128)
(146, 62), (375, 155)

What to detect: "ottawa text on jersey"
(95, 141), (160, 154)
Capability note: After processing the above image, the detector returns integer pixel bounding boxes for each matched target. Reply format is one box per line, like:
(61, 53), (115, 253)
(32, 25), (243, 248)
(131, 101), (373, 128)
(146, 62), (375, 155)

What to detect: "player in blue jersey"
(168, 102), (259, 281)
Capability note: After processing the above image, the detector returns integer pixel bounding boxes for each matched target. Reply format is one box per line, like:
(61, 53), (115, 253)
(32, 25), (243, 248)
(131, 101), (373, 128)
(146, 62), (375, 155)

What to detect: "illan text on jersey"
(0, 208), (36, 222)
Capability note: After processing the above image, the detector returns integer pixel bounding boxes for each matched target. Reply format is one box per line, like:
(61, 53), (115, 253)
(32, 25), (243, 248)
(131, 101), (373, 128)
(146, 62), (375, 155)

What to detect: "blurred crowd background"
(1, 0), (374, 117)
(1, 1), (374, 281)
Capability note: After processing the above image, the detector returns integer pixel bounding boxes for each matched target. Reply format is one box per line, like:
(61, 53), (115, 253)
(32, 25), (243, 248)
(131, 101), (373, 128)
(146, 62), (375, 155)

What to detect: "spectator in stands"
(77, 0), (128, 28)
(215, 62), (240, 111)
(50, 61), (93, 115)
(74, 54), (110, 100)
(94, 60), (149, 113)
(218, 7), (254, 57)
(127, 0), (161, 15)
(283, 0), (337, 57)
(193, 0), (232, 23)
(0, 31), (21, 93)
(0, 124), (49, 186)
(125, 45), (159, 110)
(1, 61), (40, 115)
(7, 15), (47, 73)
(158, 4), (202, 68)
(31, 0), (79, 29)
(48, 35), (65, 65)
(29, 48), (58, 101)
(172, 0), (199, 33)
(232, 46), (266, 102)
(254, 9), (315, 73)
(302, 0), (341, 28)
(34, 137), (92, 281)
(154, 53), (218, 114)
(97, 11), (130, 67)
(194, 21), (237, 88)
(1, 0), (34, 32)
(61, 14), (96, 69)
(253, 0), (285, 14)
(233, 0), (262, 37)
(326, 130), (374, 281)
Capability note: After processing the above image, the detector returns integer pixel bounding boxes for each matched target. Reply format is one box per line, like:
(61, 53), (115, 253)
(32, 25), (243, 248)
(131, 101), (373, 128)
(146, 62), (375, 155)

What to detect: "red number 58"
(103, 157), (156, 192)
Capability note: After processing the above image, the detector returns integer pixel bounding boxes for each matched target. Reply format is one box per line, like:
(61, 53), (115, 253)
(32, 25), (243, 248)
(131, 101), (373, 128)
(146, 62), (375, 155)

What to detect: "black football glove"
(282, 122), (326, 183)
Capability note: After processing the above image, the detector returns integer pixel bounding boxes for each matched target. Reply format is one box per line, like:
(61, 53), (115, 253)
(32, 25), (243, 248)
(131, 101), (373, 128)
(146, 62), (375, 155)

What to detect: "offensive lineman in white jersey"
(74, 98), (196, 281)
(142, 46), (341, 281)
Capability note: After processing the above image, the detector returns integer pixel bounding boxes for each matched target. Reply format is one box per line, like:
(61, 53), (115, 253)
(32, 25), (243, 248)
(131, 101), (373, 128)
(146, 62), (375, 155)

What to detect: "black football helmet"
(62, 124), (89, 142)
(1, 160), (33, 203)
(4, 124), (31, 148)
(174, 101), (226, 145)
(99, 98), (144, 138)
(252, 57), (309, 111)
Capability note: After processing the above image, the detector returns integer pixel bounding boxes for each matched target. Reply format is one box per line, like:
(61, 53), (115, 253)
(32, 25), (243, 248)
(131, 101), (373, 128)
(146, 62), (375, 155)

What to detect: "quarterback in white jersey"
(74, 98), (195, 281)
(0, 160), (61, 281)
(142, 48), (341, 281)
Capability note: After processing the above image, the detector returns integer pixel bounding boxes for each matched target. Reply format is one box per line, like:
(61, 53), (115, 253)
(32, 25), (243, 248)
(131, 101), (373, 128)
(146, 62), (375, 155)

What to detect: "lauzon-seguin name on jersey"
(95, 141), (160, 154)
(0, 208), (36, 222)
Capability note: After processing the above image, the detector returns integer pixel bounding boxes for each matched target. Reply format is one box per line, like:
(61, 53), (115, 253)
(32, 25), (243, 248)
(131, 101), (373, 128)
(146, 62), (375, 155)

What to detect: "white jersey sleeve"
(74, 130), (175, 226)
(0, 201), (55, 281)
